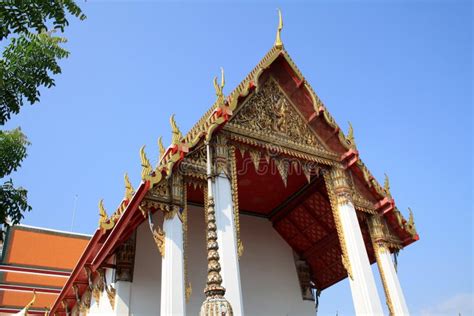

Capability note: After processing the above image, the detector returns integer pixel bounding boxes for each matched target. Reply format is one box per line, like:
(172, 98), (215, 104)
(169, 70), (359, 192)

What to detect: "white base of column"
(339, 203), (384, 316)
(160, 214), (186, 316)
(214, 173), (245, 316)
(115, 281), (131, 315)
(378, 248), (410, 315)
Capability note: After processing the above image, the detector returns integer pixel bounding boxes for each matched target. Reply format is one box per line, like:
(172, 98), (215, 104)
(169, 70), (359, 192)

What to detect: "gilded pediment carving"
(227, 78), (330, 154)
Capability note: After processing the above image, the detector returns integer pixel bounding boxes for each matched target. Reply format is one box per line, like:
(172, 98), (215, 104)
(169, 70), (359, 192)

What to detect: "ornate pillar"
(211, 136), (244, 316)
(369, 215), (410, 315)
(114, 231), (136, 315)
(160, 174), (186, 316)
(324, 168), (384, 315)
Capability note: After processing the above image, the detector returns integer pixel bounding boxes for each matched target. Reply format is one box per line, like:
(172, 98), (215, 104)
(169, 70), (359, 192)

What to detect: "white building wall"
(130, 211), (162, 315)
(129, 206), (315, 316)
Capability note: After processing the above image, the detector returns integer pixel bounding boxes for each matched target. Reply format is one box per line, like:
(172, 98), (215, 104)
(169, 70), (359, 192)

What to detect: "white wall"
(129, 206), (315, 316)
(130, 212), (162, 315)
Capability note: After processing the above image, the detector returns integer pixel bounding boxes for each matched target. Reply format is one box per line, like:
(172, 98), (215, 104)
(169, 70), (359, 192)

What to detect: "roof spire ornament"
(384, 173), (391, 197)
(347, 121), (356, 149)
(124, 173), (134, 200)
(140, 145), (152, 180)
(98, 199), (114, 232)
(274, 8), (283, 49)
(158, 136), (166, 160)
(17, 290), (36, 316)
(213, 67), (225, 106)
(170, 114), (183, 145)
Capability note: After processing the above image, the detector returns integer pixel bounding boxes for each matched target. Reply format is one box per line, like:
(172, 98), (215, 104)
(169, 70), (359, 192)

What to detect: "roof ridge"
(184, 46), (281, 144)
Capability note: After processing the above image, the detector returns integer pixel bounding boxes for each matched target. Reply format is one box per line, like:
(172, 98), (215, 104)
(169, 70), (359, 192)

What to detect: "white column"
(376, 246), (410, 315)
(213, 172), (245, 316)
(114, 281), (132, 315)
(160, 212), (186, 316)
(338, 202), (384, 315)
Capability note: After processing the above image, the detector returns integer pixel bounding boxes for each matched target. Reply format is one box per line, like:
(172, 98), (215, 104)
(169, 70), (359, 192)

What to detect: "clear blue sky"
(4, 1), (472, 315)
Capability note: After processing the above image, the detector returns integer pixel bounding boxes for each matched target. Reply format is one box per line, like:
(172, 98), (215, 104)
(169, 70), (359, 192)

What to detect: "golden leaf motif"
(230, 79), (326, 150)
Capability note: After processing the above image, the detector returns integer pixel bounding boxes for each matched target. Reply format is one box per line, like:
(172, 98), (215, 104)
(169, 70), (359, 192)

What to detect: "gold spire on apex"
(170, 114), (183, 145)
(124, 173), (134, 200)
(213, 67), (225, 105)
(274, 8), (283, 49)
(158, 136), (166, 160)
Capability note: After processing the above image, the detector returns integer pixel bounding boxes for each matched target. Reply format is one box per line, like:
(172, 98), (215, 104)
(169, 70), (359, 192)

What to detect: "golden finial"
(124, 173), (134, 200)
(213, 67), (225, 105)
(98, 199), (108, 223)
(347, 121), (356, 148)
(19, 289), (36, 315)
(158, 136), (166, 160)
(384, 173), (391, 196)
(170, 114), (183, 145)
(406, 207), (417, 235)
(274, 8), (283, 49)
(140, 145), (152, 180)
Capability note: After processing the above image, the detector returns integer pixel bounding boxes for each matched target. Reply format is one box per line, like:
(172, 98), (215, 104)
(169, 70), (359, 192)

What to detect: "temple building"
(0, 225), (89, 315)
(14, 11), (418, 316)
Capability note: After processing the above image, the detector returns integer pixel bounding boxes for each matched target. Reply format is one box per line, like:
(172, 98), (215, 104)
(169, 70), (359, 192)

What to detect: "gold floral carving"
(73, 284), (88, 313)
(324, 168), (353, 280)
(228, 78), (328, 152)
(105, 285), (116, 310)
(230, 146), (244, 258)
(92, 269), (105, 305)
(182, 184), (192, 303)
(148, 215), (165, 257)
(214, 135), (231, 176)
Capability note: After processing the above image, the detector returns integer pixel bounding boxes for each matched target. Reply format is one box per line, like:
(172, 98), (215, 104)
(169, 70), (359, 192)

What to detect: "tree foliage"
(0, 1), (85, 227)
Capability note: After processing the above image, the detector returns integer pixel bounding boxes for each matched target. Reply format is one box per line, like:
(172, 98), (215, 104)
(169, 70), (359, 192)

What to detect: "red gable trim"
(50, 181), (149, 314)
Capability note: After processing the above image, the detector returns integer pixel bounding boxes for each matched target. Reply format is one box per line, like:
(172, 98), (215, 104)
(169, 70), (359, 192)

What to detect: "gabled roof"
(50, 16), (418, 314)
(0, 225), (90, 314)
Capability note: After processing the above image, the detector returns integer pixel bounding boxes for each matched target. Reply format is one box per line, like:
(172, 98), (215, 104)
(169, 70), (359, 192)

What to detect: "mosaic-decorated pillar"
(369, 215), (410, 315)
(210, 136), (244, 316)
(325, 167), (384, 315)
(160, 174), (186, 316)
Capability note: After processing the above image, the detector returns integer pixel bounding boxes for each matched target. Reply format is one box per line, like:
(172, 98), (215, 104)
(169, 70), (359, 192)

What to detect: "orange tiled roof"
(0, 225), (90, 313)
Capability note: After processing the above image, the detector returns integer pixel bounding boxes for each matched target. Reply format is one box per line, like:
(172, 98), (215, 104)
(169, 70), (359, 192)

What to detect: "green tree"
(0, 1), (85, 229)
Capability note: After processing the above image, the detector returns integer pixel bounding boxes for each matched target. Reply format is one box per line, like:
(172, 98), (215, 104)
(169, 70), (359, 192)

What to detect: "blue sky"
(3, 1), (472, 315)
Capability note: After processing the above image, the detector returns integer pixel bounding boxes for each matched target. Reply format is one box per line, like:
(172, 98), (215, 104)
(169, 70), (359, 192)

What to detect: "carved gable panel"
(228, 78), (328, 153)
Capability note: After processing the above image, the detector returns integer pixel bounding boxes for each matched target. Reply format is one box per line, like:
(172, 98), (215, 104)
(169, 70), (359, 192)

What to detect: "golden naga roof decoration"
(384, 173), (392, 197)
(124, 173), (134, 200)
(407, 207), (417, 236)
(170, 114), (183, 145)
(158, 136), (166, 160)
(98, 199), (114, 233)
(17, 290), (36, 316)
(140, 145), (153, 181)
(274, 8), (283, 49)
(346, 122), (356, 149)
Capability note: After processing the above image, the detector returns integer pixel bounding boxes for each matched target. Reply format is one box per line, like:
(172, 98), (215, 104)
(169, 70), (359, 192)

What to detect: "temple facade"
(42, 11), (418, 316)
